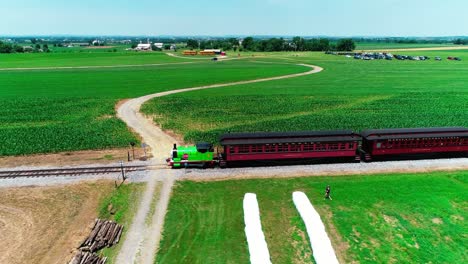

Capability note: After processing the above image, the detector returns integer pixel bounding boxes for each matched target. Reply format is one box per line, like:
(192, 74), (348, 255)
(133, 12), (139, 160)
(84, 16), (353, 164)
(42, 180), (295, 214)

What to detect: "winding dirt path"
(115, 63), (321, 264)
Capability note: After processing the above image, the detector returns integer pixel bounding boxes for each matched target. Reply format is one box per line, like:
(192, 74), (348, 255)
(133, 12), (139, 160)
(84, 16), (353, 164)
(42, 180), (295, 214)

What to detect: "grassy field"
(156, 171), (468, 263)
(0, 53), (307, 156)
(142, 50), (468, 144)
(0, 51), (184, 68)
(354, 42), (455, 50)
(97, 182), (147, 264)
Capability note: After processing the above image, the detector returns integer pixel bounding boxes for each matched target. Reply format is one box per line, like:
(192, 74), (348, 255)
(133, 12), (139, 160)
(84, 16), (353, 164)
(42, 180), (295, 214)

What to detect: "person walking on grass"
(325, 185), (332, 200)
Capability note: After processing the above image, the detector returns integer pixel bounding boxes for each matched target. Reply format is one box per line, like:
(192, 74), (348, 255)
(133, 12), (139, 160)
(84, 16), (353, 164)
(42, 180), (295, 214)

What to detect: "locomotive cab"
(167, 142), (215, 168)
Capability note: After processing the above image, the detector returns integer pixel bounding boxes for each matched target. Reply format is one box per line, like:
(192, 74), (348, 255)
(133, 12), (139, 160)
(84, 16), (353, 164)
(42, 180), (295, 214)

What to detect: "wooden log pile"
(79, 219), (124, 252)
(68, 219), (124, 264)
(69, 251), (107, 264)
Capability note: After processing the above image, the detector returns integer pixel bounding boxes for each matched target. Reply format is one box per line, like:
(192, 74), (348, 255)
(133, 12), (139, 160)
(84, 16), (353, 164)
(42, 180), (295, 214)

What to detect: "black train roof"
(361, 127), (468, 140)
(220, 130), (360, 145)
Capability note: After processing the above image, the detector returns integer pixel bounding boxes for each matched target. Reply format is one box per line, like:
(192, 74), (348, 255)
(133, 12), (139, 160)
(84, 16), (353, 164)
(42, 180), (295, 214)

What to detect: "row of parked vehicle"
(326, 51), (462, 61)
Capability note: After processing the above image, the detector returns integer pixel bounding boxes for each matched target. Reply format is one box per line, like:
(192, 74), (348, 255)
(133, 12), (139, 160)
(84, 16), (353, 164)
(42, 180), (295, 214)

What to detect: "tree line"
(453, 38), (468, 45)
(185, 37), (356, 52)
(0, 41), (50, 53)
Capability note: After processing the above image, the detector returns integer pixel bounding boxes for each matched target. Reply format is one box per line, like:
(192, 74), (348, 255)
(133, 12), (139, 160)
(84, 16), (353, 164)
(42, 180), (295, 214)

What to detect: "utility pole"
(130, 142), (136, 160)
(119, 161), (126, 181)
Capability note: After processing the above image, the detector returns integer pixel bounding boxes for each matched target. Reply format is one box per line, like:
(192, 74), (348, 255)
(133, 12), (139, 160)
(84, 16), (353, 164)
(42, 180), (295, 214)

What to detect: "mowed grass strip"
(0, 58), (308, 155)
(98, 182), (147, 264)
(143, 51), (468, 144)
(157, 171), (467, 264)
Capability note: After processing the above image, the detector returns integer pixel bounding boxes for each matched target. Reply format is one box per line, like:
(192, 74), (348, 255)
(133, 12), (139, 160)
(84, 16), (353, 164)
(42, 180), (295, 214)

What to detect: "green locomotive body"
(167, 142), (215, 168)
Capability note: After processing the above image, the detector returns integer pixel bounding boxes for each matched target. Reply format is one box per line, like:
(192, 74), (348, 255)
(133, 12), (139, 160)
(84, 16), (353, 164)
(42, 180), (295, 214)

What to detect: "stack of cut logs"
(69, 251), (106, 264)
(68, 219), (124, 264)
(79, 219), (124, 252)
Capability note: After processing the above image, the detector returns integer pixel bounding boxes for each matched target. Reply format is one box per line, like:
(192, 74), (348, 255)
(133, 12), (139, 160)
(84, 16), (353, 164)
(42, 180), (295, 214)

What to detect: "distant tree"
(131, 43), (138, 49)
(43, 44), (49, 52)
(186, 39), (199, 49)
(454, 38), (467, 45)
(35, 44), (41, 50)
(318, 38), (330, 51)
(292, 36), (306, 51)
(30, 38), (37, 44)
(265, 38), (285, 51)
(163, 44), (171, 50)
(336, 39), (355, 51)
(14, 45), (24, 53)
(228, 38), (238, 50)
(199, 41), (207, 50)
(0, 42), (12, 53)
(242, 37), (255, 51)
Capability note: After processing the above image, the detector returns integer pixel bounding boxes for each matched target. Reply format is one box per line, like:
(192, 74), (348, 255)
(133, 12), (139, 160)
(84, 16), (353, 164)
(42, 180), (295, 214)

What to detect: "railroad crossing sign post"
(119, 161), (126, 181)
(130, 142), (136, 160)
(141, 143), (147, 160)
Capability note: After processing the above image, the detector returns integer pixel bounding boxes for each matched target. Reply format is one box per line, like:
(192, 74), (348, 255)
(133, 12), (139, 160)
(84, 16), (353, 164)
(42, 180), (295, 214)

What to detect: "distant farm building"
(70, 43), (90, 47)
(154, 43), (164, 49)
(136, 43), (152, 51)
(91, 40), (103, 46)
(199, 50), (216, 56)
(183, 50), (198, 55)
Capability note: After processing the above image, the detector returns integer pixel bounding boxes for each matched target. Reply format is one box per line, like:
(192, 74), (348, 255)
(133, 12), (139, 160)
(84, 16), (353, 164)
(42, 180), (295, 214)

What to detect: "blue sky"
(1, 0), (467, 36)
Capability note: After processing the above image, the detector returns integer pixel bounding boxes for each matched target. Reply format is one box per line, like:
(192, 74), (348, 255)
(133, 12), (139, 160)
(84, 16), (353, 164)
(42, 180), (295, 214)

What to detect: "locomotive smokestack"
(173, 143), (177, 150)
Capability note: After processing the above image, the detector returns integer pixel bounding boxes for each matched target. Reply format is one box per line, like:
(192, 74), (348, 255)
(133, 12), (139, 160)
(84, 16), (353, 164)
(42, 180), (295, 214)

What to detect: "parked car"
(435, 56), (441, 61)
(448, 56), (454, 60)
(454, 57), (462, 61)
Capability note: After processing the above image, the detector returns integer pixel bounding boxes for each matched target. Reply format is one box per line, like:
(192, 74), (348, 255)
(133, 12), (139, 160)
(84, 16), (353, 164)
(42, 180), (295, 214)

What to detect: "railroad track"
(0, 165), (149, 179)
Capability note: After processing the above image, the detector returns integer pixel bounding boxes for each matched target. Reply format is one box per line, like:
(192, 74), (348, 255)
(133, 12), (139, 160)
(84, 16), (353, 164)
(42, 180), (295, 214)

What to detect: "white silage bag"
(293, 191), (339, 264)
(243, 193), (272, 264)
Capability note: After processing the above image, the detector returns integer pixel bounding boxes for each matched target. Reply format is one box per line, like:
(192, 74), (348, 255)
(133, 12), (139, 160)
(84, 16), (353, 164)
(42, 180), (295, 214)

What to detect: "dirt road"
(115, 63), (322, 263)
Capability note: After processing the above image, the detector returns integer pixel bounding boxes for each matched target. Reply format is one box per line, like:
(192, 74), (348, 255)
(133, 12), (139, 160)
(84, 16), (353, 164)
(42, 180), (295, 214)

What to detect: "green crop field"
(142, 50), (468, 144)
(0, 52), (185, 68)
(0, 53), (308, 156)
(156, 170), (468, 264)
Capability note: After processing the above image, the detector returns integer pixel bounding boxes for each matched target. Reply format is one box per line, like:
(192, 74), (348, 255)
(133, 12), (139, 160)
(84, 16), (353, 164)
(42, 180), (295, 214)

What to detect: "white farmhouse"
(154, 43), (164, 49)
(136, 43), (152, 50)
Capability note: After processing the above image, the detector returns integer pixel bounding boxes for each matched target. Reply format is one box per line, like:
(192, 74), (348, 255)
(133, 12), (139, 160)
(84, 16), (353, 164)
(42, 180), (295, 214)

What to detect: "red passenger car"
(219, 130), (361, 166)
(361, 127), (468, 161)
